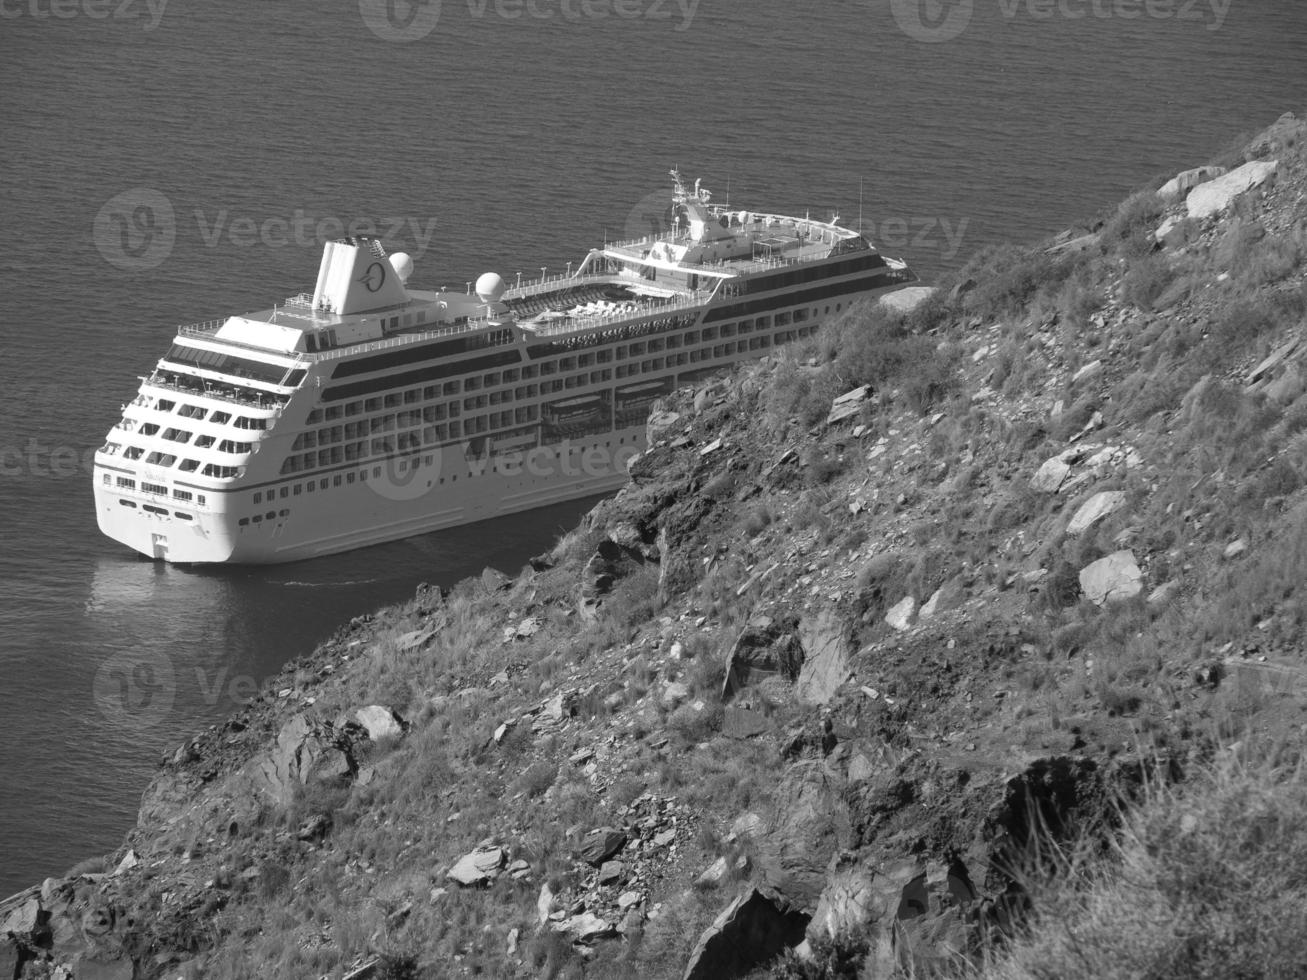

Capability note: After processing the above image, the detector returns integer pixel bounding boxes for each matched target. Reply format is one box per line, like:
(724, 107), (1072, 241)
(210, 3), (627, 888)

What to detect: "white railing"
(524, 289), (711, 337)
(178, 319), (227, 336)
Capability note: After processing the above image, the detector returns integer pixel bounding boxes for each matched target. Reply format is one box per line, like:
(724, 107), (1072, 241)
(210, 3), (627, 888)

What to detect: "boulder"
(1066, 490), (1126, 535)
(1245, 338), (1298, 385)
(1079, 550), (1143, 605)
(1158, 165), (1226, 201)
(885, 596), (916, 632)
(681, 886), (809, 980)
(537, 882), (556, 925)
(796, 611), (851, 706)
(1071, 359), (1103, 386)
(646, 408), (683, 445)
(598, 861), (625, 885)
(879, 285), (935, 314)
(919, 577), (964, 620)
(447, 845), (507, 886)
(555, 912), (616, 943)
(579, 828), (627, 867)
(480, 566), (512, 592)
(1030, 457), (1071, 493)
(662, 681), (690, 705)
(618, 891), (643, 910)
(354, 704), (404, 742)
(1186, 160), (1278, 219)
(0, 892), (41, 935)
(826, 386), (870, 426)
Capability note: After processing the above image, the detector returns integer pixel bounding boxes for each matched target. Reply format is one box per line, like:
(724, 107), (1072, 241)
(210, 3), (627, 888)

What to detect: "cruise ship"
(94, 172), (917, 564)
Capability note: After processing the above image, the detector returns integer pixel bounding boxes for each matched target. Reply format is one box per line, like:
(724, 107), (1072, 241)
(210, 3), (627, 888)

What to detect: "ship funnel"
(311, 236), (410, 315)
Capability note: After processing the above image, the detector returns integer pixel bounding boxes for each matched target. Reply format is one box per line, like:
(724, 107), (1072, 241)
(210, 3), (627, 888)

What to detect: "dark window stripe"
(163, 345), (300, 386)
(704, 269), (909, 323)
(320, 350), (522, 402)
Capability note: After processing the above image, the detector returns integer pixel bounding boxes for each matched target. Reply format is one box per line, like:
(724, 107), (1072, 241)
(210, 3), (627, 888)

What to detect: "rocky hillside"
(4, 110), (1307, 980)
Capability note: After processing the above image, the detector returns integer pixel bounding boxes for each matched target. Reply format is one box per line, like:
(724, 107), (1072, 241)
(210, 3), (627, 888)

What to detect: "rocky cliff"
(4, 110), (1307, 980)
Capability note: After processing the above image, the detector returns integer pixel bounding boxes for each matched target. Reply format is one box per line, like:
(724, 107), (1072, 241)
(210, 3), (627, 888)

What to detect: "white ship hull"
(95, 429), (643, 564)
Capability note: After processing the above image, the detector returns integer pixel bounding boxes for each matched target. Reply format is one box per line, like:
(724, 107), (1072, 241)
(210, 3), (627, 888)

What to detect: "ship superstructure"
(94, 172), (916, 563)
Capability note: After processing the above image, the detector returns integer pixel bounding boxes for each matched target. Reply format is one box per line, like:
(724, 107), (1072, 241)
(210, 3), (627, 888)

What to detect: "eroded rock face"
(579, 537), (649, 619)
(796, 611), (852, 706)
(722, 618), (803, 701)
(0, 878), (135, 980)
(245, 714), (355, 807)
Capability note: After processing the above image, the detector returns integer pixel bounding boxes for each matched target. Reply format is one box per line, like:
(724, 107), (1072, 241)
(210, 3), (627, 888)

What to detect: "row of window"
(279, 321), (818, 477)
(129, 395), (269, 430)
(102, 443), (243, 479)
(106, 474), (207, 507)
(256, 436), (636, 511)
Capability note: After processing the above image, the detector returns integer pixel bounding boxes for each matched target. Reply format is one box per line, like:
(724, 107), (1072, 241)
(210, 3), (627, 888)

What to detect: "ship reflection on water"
(82, 491), (607, 741)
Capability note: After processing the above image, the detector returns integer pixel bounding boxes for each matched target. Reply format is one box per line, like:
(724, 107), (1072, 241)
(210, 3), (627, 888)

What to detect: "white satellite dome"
(475, 272), (506, 303)
(388, 252), (414, 284)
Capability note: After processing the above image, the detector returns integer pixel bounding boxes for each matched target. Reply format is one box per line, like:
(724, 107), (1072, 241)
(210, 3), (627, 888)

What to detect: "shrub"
(1121, 253), (1175, 309)
(1098, 190), (1164, 259)
(957, 245), (1077, 321)
(974, 751), (1307, 980)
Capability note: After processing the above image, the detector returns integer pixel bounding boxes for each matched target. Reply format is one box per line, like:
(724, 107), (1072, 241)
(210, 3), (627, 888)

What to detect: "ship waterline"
(93, 172), (917, 564)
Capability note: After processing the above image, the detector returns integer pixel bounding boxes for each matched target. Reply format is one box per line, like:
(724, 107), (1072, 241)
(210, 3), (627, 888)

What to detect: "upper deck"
(163, 173), (892, 376)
